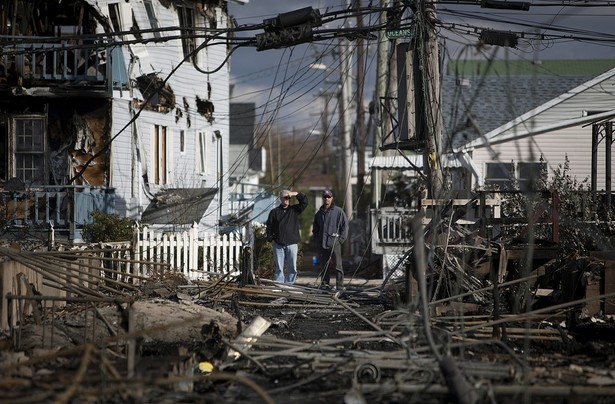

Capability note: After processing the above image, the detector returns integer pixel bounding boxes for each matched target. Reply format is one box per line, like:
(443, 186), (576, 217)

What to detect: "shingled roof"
(441, 59), (615, 151)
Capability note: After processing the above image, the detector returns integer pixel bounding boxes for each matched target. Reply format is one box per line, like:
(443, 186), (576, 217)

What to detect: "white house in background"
(455, 74), (615, 191)
(373, 60), (615, 193)
(445, 60), (615, 192)
(369, 60), (615, 279)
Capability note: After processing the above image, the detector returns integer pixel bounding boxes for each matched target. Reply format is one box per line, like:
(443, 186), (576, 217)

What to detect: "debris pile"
(2, 241), (615, 403)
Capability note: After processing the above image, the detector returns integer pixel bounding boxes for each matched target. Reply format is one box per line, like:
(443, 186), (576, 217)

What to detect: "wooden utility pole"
(371, 3), (386, 207)
(339, 36), (354, 221)
(419, 0), (444, 198)
(355, 0), (366, 220)
(372, 0), (398, 208)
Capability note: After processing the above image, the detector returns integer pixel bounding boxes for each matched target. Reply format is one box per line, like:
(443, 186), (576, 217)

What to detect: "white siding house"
(371, 60), (615, 203)
(95, 0), (231, 231)
(455, 66), (615, 191)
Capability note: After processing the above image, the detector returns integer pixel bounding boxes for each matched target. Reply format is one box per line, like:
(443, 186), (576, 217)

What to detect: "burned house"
(0, 0), (232, 239)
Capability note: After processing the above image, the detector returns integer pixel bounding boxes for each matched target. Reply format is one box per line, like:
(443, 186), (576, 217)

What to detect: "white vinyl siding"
(106, 0), (230, 229)
(472, 125), (610, 190)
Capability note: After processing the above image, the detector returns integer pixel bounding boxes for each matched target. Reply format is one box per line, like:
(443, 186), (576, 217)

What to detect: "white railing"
(136, 224), (244, 280)
(370, 193), (502, 255)
(370, 207), (416, 255)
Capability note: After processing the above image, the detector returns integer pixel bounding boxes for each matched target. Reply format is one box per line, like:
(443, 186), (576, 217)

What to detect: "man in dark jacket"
(266, 190), (308, 284)
(313, 190), (348, 291)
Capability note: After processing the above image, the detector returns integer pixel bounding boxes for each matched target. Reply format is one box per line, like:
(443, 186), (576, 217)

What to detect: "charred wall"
(0, 98), (110, 187)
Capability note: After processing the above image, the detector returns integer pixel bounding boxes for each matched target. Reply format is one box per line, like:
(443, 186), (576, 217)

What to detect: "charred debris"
(2, 193), (615, 403)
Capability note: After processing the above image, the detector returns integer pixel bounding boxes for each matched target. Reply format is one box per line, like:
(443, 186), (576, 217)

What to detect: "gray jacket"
(313, 203), (348, 249)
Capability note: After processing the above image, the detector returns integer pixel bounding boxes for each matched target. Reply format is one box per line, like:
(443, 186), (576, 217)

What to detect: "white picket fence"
(136, 224), (244, 280)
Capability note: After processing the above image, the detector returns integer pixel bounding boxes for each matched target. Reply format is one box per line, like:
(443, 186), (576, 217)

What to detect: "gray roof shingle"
(441, 59), (615, 150)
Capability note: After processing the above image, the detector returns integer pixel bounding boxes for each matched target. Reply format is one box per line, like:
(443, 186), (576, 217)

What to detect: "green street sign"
(386, 29), (414, 40)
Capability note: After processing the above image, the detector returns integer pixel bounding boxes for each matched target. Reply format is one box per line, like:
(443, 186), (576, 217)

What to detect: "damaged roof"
(141, 188), (217, 225)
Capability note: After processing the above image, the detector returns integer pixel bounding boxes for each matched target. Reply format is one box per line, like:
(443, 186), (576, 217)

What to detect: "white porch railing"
(370, 207), (416, 255)
(136, 224), (244, 280)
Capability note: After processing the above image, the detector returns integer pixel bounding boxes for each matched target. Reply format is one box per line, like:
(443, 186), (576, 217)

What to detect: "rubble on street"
(2, 234), (615, 404)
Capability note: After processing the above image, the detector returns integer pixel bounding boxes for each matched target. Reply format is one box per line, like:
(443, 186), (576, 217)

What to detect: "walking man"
(313, 190), (348, 291)
(266, 190), (308, 284)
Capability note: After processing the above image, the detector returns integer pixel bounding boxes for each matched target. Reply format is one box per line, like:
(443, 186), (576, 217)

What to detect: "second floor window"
(108, 4), (122, 32)
(177, 6), (196, 62)
(144, 0), (161, 38)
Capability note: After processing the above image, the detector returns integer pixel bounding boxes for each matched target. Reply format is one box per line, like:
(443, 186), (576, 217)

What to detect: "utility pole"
(372, 0), (396, 208)
(315, 89), (335, 176)
(338, 38), (353, 220)
(339, 36), (354, 221)
(419, 0), (444, 198)
(355, 0), (366, 220)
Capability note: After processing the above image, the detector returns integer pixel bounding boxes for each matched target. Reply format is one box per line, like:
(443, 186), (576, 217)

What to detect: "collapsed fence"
(0, 225), (246, 331)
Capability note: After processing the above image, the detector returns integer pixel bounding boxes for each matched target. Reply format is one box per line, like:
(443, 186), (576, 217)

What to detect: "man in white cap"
(266, 190), (308, 284)
(313, 190), (348, 291)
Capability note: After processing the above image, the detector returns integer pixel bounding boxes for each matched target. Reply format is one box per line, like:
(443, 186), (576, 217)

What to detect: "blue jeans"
(272, 242), (298, 284)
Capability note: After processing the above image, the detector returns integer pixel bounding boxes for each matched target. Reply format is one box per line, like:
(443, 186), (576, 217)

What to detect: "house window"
(180, 130), (185, 153)
(154, 125), (167, 185)
(144, 0), (161, 38)
(485, 162), (513, 190)
(518, 162), (545, 191)
(198, 131), (208, 174)
(108, 4), (122, 32)
(177, 6), (196, 62)
(486, 161), (547, 191)
(12, 117), (46, 185)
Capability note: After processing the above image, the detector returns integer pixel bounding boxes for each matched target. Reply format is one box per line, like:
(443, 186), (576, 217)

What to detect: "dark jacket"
(265, 192), (308, 245)
(313, 203), (348, 249)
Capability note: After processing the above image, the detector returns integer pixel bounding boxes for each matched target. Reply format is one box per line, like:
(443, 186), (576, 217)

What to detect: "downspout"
(126, 54), (154, 207)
